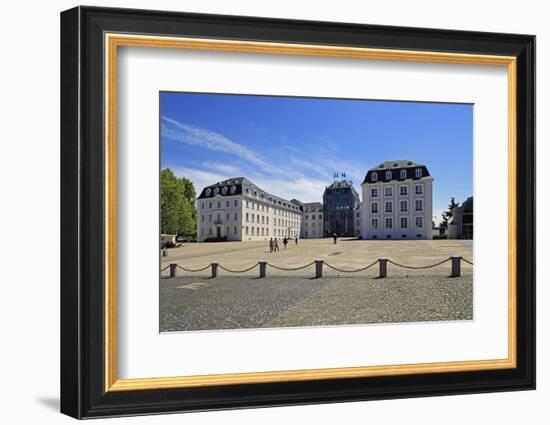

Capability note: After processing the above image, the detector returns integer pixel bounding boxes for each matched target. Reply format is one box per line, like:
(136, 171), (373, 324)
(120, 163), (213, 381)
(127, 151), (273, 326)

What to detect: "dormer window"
(221, 186), (228, 195)
(415, 168), (422, 178)
(400, 169), (407, 179)
(214, 187), (219, 195)
(205, 188), (211, 196)
(385, 171), (392, 180)
(230, 185), (236, 194)
(371, 172), (378, 182)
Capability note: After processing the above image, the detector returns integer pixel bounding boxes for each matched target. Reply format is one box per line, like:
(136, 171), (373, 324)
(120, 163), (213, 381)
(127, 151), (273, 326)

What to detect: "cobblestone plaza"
(160, 239), (473, 332)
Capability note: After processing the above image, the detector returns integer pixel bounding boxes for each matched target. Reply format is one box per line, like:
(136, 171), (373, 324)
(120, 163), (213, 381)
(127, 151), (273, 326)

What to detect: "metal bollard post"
(211, 262), (218, 278)
(259, 261), (267, 278)
(162, 249), (167, 257)
(450, 256), (462, 277)
(378, 259), (388, 278)
(315, 260), (324, 278)
(169, 263), (177, 278)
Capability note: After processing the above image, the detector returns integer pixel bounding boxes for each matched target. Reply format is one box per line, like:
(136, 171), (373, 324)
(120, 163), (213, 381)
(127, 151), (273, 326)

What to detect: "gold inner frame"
(104, 33), (517, 392)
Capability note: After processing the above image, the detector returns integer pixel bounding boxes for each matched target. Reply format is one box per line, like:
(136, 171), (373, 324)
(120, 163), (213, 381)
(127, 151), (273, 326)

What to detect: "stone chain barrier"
(266, 261), (316, 271)
(324, 260), (379, 273)
(218, 263), (260, 273)
(164, 256), (473, 279)
(387, 258), (451, 270)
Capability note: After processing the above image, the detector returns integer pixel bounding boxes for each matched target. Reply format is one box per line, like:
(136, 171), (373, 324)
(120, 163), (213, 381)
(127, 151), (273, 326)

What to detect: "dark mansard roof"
(197, 177), (302, 213)
(362, 160), (431, 184)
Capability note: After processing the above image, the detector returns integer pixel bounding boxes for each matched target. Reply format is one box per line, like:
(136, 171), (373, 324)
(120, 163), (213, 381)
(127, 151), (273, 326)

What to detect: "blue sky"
(160, 92), (473, 224)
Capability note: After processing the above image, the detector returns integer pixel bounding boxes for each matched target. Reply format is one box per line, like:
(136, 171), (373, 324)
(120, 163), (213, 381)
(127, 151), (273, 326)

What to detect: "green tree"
(160, 168), (197, 236)
(441, 196), (459, 229)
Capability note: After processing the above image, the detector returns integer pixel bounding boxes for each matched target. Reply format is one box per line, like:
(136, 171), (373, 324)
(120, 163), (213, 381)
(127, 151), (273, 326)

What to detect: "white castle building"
(360, 160), (433, 240)
(196, 177), (303, 242)
(293, 201), (324, 239)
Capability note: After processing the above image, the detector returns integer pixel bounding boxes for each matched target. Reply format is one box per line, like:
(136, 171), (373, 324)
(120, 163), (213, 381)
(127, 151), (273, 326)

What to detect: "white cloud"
(167, 165), (327, 203)
(242, 175), (328, 204)
(201, 162), (241, 175)
(162, 117), (284, 176)
(288, 156), (332, 178)
(169, 166), (232, 194)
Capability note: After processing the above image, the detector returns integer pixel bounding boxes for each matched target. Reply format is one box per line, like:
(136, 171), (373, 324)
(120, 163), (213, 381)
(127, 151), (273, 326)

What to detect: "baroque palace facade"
(195, 160), (433, 242)
(290, 201), (324, 239)
(360, 160), (433, 240)
(196, 177), (302, 242)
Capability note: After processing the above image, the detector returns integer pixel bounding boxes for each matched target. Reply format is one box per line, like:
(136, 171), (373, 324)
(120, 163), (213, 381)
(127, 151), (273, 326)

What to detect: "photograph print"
(159, 92), (474, 333)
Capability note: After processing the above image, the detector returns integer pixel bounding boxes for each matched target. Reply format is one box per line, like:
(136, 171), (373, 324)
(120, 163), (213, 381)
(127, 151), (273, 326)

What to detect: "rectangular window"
(400, 200), (408, 212)
(415, 199), (423, 211)
(385, 171), (392, 180)
(216, 213), (220, 221)
(201, 228), (204, 235)
(400, 169), (407, 179)
(246, 200), (249, 208)
(208, 202), (212, 209)
(371, 188), (378, 198)
(226, 213), (229, 221)
(208, 214), (212, 223)
(226, 200), (230, 207)
(400, 186), (408, 195)
(251, 214), (254, 223)
(201, 202), (205, 209)
(226, 226), (229, 235)
(234, 212), (237, 220)
(371, 203), (378, 213)
(415, 168), (422, 178)
(266, 217), (269, 225)
(245, 226), (249, 235)
(371, 218), (378, 229)
(385, 217), (393, 229)
(251, 227), (255, 235)
(400, 217), (408, 228)
(234, 200), (238, 207)
(385, 187), (392, 197)
(217, 201), (221, 208)
(415, 216), (423, 228)
(245, 213), (249, 222)
(201, 215), (204, 222)
(415, 184), (423, 194)
(371, 172), (378, 181)
(385, 201), (392, 213)
(234, 226), (237, 235)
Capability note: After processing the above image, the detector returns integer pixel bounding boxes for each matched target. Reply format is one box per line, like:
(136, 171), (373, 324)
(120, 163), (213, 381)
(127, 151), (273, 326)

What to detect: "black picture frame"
(61, 5), (535, 419)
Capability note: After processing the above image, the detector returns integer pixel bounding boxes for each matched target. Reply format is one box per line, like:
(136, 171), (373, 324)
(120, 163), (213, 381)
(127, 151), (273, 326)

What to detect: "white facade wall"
(360, 175), (433, 240)
(301, 203), (324, 238)
(197, 194), (302, 242)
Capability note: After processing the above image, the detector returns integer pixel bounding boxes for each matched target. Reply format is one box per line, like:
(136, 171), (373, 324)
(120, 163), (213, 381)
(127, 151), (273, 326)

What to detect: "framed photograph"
(60, 6), (535, 419)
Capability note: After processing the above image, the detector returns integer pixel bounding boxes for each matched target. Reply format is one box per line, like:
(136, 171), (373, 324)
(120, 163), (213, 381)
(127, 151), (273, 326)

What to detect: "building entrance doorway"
(216, 227), (221, 238)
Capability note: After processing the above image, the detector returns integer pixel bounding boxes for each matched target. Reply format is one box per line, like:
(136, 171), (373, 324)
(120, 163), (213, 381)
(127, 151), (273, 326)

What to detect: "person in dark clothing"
(274, 238), (280, 252)
(295, 236), (298, 245)
(269, 238), (274, 253)
(333, 233), (337, 244)
(283, 237), (288, 249)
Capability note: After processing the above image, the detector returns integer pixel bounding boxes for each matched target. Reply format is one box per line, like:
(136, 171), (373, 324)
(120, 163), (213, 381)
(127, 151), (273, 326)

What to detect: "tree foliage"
(160, 168), (197, 236)
(440, 196), (460, 229)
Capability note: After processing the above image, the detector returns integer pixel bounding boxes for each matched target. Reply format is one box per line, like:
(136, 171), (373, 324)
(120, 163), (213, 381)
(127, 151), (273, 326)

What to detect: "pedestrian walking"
(283, 237), (288, 249)
(295, 236), (298, 245)
(333, 233), (337, 244)
(269, 238), (274, 253)
(274, 238), (280, 252)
